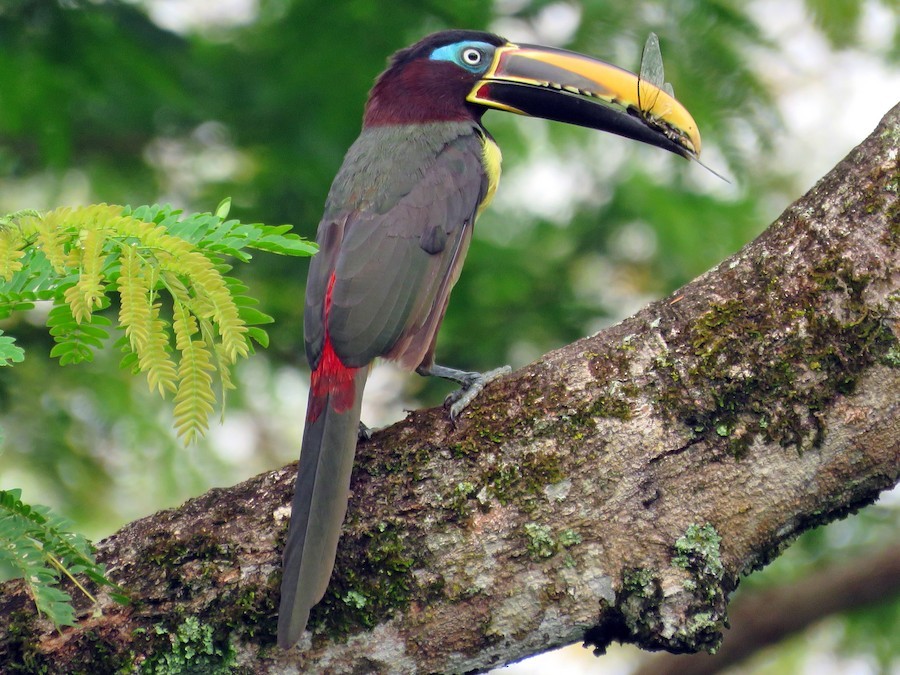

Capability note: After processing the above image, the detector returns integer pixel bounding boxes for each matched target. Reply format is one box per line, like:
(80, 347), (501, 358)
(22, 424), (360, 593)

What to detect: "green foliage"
(0, 489), (123, 627)
(0, 202), (313, 441)
(803, 0), (865, 48)
(841, 595), (900, 670)
(0, 200), (311, 631)
(0, 329), (24, 366)
(142, 616), (236, 675)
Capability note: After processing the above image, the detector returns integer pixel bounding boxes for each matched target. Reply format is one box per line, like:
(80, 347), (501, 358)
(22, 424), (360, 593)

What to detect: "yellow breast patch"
(477, 133), (502, 219)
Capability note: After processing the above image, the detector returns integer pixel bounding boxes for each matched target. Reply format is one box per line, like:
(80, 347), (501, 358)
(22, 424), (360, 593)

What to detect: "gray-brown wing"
(304, 123), (488, 371)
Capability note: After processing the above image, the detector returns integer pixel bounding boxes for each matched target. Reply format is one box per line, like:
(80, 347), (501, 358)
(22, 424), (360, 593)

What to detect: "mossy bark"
(1, 102), (898, 674)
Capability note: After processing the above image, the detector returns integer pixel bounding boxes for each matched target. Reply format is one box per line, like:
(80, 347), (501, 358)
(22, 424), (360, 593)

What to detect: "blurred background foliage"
(0, 0), (898, 672)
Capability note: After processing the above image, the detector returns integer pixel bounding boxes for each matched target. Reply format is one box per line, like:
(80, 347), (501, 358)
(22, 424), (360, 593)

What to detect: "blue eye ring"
(429, 41), (494, 72)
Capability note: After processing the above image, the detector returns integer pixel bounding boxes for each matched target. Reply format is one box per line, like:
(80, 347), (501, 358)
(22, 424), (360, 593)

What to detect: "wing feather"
(305, 122), (490, 370)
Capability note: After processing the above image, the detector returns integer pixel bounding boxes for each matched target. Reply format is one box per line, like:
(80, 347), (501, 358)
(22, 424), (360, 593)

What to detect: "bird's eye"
(461, 48), (483, 66)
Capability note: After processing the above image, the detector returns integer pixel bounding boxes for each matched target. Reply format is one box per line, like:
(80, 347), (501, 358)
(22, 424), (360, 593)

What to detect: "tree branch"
(634, 542), (900, 675)
(2, 102), (898, 674)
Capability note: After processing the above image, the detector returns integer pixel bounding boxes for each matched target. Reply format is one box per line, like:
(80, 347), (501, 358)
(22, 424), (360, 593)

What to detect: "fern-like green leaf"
(0, 329), (25, 366)
(215, 197), (231, 219)
(172, 300), (199, 351)
(0, 290), (42, 319)
(0, 489), (122, 626)
(1, 202), (313, 442)
(234, 294), (274, 347)
(173, 339), (216, 443)
(68, 226), (108, 323)
(30, 211), (69, 273)
(47, 299), (112, 365)
(0, 247), (59, 311)
(252, 224), (318, 256)
(177, 253), (249, 363)
(214, 343), (237, 418)
(117, 245), (154, 356)
(0, 226), (26, 280)
(0, 200), (321, 635)
(141, 303), (178, 396)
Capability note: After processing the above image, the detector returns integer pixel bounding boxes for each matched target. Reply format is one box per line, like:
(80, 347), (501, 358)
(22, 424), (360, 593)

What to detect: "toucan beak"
(468, 43), (701, 159)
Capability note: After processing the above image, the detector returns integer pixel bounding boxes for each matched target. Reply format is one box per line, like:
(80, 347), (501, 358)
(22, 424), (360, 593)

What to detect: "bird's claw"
(445, 365), (511, 420)
(357, 421), (372, 442)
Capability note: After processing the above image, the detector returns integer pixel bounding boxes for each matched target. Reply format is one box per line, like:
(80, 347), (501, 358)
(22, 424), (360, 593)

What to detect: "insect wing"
(638, 33), (663, 113)
(638, 32), (674, 119)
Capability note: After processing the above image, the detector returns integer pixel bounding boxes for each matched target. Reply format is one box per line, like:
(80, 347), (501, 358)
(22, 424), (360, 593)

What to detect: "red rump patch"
(308, 274), (359, 422)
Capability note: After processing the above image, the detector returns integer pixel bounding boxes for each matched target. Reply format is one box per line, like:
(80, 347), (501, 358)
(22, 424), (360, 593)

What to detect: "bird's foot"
(417, 363), (511, 420)
(358, 421), (372, 441)
(445, 366), (511, 420)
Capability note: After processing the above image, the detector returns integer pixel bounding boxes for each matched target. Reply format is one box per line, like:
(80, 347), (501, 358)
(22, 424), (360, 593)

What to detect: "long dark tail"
(277, 368), (368, 648)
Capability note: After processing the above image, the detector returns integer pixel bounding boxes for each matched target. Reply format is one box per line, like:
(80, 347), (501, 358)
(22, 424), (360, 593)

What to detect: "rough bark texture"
(634, 542), (900, 675)
(1, 102), (898, 675)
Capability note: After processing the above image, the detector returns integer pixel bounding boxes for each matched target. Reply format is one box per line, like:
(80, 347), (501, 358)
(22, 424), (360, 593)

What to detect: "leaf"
(117, 245), (154, 355)
(246, 327), (270, 348)
(1, 202), (310, 442)
(252, 228), (318, 256)
(173, 339), (216, 443)
(0, 226), (26, 280)
(47, 302), (112, 365)
(215, 197), (232, 219)
(0, 330), (25, 366)
(0, 489), (123, 627)
(140, 303), (178, 396)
